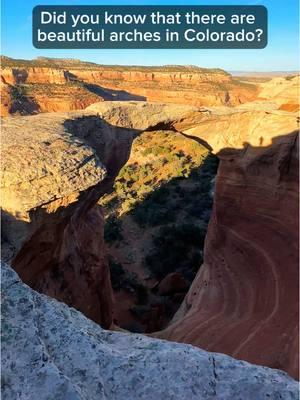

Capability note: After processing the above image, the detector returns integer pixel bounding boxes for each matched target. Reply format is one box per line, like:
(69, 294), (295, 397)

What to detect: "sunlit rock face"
(0, 57), (258, 116)
(1, 109), (135, 327)
(258, 75), (299, 112)
(158, 109), (299, 379)
(2, 263), (299, 400)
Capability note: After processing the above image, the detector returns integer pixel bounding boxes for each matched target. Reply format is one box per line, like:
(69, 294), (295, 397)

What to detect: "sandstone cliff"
(2, 114), (114, 327)
(1, 102), (197, 328)
(0, 80), (103, 116)
(158, 109), (299, 379)
(2, 263), (298, 400)
(1, 66), (66, 85)
(1, 61), (231, 86)
(0, 56), (258, 115)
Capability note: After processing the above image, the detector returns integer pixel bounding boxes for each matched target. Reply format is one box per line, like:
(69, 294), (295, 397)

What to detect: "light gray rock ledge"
(1, 263), (299, 400)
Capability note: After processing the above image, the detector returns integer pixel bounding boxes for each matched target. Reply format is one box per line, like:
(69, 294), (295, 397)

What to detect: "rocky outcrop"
(258, 76), (299, 112)
(68, 68), (257, 107)
(85, 101), (198, 130)
(1, 110), (136, 327)
(173, 107), (298, 150)
(1, 102), (197, 327)
(158, 273), (189, 296)
(2, 262), (299, 400)
(0, 81), (104, 117)
(23, 84), (102, 114)
(94, 83), (256, 107)
(159, 109), (299, 379)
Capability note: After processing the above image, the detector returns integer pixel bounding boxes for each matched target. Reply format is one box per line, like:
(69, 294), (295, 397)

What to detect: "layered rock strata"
(158, 109), (299, 379)
(0, 57), (258, 115)
(1, 65), (231, 86)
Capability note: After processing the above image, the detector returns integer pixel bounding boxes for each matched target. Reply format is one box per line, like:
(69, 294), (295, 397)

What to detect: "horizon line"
(1, 54), (299, 74)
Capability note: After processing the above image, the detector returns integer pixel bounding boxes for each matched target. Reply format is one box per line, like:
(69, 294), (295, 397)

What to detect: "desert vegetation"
(101, 129), (218, 331)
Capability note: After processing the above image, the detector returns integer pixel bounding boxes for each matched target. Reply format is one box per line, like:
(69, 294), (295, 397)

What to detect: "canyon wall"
(1, 66), (231, 85)
(0, 58), (258, 115)
(1, 102), (197, 327)
(2, 58), (297, 118)
(158, 109), (299, 379)
(1, 67), (66, 84)
(1, 110), (136, 327)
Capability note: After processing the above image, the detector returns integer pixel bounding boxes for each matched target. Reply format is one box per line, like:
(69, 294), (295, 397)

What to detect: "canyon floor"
(1, 57), (299, 397)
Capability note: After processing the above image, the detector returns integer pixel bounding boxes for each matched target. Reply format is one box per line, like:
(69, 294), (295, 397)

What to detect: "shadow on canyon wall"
(5, 70), (147, 117)
(64, 70), (147, 101)
(83, 83), (147, 102)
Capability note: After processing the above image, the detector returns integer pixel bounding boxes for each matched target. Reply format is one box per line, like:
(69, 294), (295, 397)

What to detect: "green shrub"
(108, 258), (149, 304)
(145, 224), (206, 280)
(142, 145), (170, 157)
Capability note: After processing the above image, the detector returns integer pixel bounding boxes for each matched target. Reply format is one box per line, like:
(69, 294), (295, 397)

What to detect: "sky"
(1, 0), (299, 71)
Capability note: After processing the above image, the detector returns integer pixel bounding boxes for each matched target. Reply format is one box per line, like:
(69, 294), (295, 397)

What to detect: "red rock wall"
(13, 204), (113, 328)
(1, 67), (231, 85)
(68, 69), (231, 84)
(159, 130), (299, 379)
(9, 115), (136, 329)
(1, 67), (66, 84)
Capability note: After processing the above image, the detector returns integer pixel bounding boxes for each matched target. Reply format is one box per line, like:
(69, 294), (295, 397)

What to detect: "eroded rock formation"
(158, 109), (299, 379)
(2, 263), (299, 400)
(1, 110), (138, 326)
(1, 102), (197, 328)
(258, 75), (299, 112)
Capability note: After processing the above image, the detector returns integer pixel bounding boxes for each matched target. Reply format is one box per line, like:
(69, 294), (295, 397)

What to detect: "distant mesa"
(1, 55), (258, 116)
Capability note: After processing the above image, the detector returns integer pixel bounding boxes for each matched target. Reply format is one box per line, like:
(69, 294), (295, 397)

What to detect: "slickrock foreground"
(2, 263), (299, 400)
(159, 108), (299, 379)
